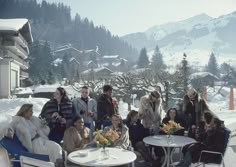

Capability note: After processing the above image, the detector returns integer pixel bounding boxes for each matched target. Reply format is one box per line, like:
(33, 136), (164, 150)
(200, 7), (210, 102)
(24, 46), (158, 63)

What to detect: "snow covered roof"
(128, 68), (151, 74)
(52, 58), (63, 66)
(112, 62), (121, 67)
(111, 72), (124, 76)
(84, 49), (100, 55)
(189, 72), (219, 80)
(54, 45), (82, 53)
(70, 57), (80, 64)
(87, 60), (97, 66)
(120, 58), (128, 62)
(14, 87), (33, 95)
(101, 63), (110, 67)
(0, 18), (28, 31)
(82, 67), (114, 74)
(54, 45), (100, 56)
(103, 55), (120, 59)
(0, 18), (33, 44)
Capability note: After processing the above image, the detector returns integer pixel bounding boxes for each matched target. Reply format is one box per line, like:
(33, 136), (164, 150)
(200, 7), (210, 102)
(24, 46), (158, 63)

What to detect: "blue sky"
(42, 0), (236, 36)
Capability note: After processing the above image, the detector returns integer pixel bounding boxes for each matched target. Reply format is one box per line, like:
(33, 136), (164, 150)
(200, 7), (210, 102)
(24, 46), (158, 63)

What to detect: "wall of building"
(10, 61), (20, 90)
(0, 59), (10, 98)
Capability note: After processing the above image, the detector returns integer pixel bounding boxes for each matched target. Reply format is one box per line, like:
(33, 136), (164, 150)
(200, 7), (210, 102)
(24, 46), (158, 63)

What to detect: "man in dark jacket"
(176, 118), (225, 167)
(96, 85), (117, 129)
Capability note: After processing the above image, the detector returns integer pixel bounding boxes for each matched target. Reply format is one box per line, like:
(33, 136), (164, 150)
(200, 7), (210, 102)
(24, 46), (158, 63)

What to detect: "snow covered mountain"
(122, 12), (236, 66)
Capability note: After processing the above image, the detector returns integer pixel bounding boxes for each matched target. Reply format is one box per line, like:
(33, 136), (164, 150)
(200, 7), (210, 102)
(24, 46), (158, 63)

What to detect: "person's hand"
(192, 125), (196, 129)
(51, 112), (59, 119)
(60, 118), (66, 124)
(87, 111), (93, 117)
(6, 129), (13, 139)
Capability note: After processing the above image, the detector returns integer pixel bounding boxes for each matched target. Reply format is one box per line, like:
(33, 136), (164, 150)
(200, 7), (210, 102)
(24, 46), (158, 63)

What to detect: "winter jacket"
(126, 119), (148, 147)
(40, 99), (75, 129)
(187, 128), (225, 163)
(97, 94), (117, 127)
(6, 116), (61, 162)
(63, 126), (90, 154)
(73, 97), (97, 124)
(107, 125), (130, 150)
(178, 95), (213, 130)
(138, 95), (163, 130)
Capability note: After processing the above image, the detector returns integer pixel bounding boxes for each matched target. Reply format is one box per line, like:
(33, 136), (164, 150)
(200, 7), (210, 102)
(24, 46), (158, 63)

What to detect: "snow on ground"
(32, 84), (81, 98)
(118, 100), (138, 119)
(0, 98), (48, 116)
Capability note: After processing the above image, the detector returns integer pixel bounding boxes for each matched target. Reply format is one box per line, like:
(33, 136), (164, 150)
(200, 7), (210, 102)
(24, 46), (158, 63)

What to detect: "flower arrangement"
(161, 120), (183, 136)
(94, 128), (119, 149)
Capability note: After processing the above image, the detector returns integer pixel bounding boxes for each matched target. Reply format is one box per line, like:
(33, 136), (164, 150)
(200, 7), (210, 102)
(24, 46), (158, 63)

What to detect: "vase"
(166, 134), (173, 144)
(99, 145), (109, 160)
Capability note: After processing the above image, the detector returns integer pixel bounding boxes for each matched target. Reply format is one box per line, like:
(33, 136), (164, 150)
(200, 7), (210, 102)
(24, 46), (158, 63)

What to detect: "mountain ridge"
(122, 11), (236, 58)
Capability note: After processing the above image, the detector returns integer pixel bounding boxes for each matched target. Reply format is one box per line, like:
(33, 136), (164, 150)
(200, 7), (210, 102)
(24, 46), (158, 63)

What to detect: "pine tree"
(178, 53), (190, 95)
(206, 53), (219, 76)
(47, 70), (55, 84)
(151, 45), (165, 68)
(61, 53), (70, 79)
(28, 41), (54, 82)
(137, 47), (149, 68)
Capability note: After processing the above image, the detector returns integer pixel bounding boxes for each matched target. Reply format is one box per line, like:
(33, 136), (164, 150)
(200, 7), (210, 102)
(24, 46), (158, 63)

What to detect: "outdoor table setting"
(143, 135), (196, 167)
(68, 147), (137, 167)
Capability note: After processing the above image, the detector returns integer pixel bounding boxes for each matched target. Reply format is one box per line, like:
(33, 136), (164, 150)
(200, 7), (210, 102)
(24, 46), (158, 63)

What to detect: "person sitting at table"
(108, 114), (129, 149)
(126, 110), (153, 162)
(176, 117), (225, 167)
(160, 107), (185, 135)
(6, 104), (62, 163)
(63, 115), (90, 154)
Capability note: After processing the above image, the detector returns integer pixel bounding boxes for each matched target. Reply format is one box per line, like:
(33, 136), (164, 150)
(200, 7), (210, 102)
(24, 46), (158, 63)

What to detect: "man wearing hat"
(138, 90), (163, 135)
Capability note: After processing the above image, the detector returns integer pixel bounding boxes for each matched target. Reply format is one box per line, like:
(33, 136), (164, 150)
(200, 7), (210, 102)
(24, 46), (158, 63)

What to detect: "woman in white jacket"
(6, 104), (62, 163)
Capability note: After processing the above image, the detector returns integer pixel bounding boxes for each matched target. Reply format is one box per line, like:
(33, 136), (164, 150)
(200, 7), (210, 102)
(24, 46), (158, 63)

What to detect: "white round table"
(143, 135), (196, 167)
(68, 147), (137, 167)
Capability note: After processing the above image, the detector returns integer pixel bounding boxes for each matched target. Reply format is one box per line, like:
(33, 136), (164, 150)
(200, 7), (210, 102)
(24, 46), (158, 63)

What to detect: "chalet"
(0, 19), (33, 98)
(81, 67), (114, 80)
(53, 45), (100, 71)
(189, 72), (219, 87)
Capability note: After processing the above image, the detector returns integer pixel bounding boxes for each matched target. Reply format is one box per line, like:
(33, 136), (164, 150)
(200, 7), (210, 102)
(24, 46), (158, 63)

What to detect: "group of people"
(4, 85), (226, 167)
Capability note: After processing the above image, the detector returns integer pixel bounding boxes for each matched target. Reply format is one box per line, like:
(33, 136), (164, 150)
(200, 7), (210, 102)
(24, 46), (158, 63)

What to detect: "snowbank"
(0, 98), (48, 116)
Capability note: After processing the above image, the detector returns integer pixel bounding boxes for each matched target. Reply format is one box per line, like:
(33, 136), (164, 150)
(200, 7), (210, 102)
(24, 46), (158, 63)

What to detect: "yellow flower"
(94, 128), (119, 146)
(161, 121), (183, 134)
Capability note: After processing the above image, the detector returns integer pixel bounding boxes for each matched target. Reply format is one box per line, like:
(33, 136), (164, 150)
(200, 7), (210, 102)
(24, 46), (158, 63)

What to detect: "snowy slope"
(123, 11), (236, 66)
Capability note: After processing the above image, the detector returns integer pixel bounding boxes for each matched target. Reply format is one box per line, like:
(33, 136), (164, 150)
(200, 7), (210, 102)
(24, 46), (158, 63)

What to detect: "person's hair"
(112, 114), (123, 129)
(81, 86), (88, 89)
(199, 121), (206, 132)
(150, 91), (161, 99)
(56, 87), (69, 102)
(213, 118), (222, 129)
(126, 110), (138, 123)
(187, 88), (202, 101)
(103, 85), (112, 92)
(72, 115), (83, 126)
(166, 108), (178, 119)
(204, 111), (214, 124)
(16, 104), (33, 117)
